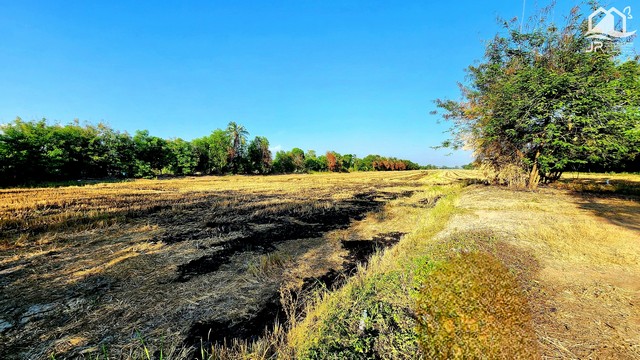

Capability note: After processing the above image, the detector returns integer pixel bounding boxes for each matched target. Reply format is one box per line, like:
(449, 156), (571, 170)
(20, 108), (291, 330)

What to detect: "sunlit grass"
(444, 174), (640, 358)
(6, 170), (637, 358)
(415, 250), (537, 359)
(3, 170), (453, 358)
(285, 184), (466, 358)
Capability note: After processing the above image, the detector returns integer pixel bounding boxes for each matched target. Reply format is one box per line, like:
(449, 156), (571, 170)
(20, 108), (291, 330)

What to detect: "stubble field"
(1, 170), (639, 359)
(0, 171), (447, 358)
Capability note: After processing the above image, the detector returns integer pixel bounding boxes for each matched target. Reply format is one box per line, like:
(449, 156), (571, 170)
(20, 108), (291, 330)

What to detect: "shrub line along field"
(0, 170), (639, 358)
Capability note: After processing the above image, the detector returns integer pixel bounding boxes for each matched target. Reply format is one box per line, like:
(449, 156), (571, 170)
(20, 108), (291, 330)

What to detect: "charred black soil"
(184, 292), (286, 358)
(178, 193), (411, 355)
(299, 232), (406, 292)
(175, 192), (388, 282)
(341, 231), (406, 272)
(182, 231), (408, 355)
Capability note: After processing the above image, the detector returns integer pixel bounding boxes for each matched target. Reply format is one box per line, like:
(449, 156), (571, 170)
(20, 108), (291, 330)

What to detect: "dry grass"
(552, 172), (640, 196)
(283, 181), (470, 358)
(280, 171), (639, 359)
(415, 251), (537, 359)
(247, 251), (294, 279)
(443, 176), (640, 359)
(3, 169), (633, 359)
(283, 175), (540, 359)
(0, 170), (454, 359)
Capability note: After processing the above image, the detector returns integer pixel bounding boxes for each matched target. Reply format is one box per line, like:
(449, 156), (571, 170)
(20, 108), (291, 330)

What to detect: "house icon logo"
(586, 6), (636, 40)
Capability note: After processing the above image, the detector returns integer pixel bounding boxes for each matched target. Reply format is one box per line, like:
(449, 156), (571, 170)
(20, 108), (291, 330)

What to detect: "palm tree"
(225, 122), (249, 173)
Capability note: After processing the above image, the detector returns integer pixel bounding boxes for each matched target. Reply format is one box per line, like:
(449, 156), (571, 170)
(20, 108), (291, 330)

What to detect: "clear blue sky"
(0, 1), (635, 166)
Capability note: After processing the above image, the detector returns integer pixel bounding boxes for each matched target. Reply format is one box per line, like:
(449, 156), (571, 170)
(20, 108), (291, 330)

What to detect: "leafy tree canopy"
(436, 4), (640, 188)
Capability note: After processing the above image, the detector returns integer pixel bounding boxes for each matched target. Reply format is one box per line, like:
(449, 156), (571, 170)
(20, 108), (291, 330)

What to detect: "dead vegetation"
(1, 170), (638, 359)
(0, 171), (441, 359)
(275, 171), (639, 359)
(415, 251), (538, 359)
(443, 179), (640, 359)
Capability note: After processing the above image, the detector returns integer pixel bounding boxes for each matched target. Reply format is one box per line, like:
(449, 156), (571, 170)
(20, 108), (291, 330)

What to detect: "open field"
(0, 171), (458, 358)
(441, 185), (640, 358)
(1, 170), (639, 359)
(281, 172), (640, 359)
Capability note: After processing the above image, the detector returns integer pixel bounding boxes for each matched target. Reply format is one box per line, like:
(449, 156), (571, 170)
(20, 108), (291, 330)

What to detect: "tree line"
(0, 118), (426, 185)
(272, 149), (421, 173)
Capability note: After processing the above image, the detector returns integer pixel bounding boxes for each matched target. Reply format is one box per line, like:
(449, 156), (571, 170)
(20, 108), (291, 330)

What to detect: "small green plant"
(101, 344), (109, 360)
(136, 331), (152, 360)
(300, 271), (419, 359)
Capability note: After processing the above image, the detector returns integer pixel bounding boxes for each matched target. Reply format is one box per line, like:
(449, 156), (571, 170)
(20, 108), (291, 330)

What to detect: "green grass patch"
(289, 185), (460, 358)
(301, 270), (418, 359)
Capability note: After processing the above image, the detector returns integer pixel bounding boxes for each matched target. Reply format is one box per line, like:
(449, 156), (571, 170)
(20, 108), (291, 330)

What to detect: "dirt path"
(443, 185), (640, 358)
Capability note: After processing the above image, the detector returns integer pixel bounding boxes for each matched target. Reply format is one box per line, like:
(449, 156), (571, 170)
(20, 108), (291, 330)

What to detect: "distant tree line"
(0, 118), (428, 185)
(272, 149), (421, 173)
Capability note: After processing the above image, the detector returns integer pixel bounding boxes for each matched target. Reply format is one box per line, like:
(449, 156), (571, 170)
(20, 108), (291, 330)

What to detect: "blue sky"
(0, 1), (636, 166)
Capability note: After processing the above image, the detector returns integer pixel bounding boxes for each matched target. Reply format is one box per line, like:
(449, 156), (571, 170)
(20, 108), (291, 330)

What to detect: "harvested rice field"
(0, 171), (452, 358)
(1, 170), (639, 359)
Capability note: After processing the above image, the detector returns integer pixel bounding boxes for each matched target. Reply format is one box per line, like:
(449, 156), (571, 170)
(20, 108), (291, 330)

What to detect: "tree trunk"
(528, 151), (541, 190)
(548, 171), (563, 183)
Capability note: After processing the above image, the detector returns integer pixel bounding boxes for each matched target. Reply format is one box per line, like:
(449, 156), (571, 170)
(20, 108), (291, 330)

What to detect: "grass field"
(0, 170), (639, 359)
(0, 171), (458, 358)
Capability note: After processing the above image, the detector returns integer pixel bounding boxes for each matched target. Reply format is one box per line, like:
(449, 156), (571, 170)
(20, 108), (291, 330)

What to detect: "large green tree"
(167, 138), (198, 175)
(290, 148), (305, 173)
(304, 150), (327, 172)
(247, 136), (272, 174)
(132, 130), (170, 177)
(272, 150), (295, 173)
(193, 129), (232, 174)
(0, 118), (51, 183)
(437, 5), (640, 188)
(0, 118), (139, 183)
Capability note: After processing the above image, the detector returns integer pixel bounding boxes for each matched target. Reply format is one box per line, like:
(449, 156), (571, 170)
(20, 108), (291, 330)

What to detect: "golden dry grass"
(552, 172), (640, 196)
(3, 170), (634, 359)
(444, 178), (640, 359)
(284, 177), (540, 359)
(283, 194), (462, 359)
(415, 251), (537, 359)
(0, 170), (454, 359)
(280, 171), (639, 359)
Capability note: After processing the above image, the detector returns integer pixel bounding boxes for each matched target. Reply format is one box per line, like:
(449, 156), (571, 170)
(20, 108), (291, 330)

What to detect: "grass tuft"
(247, 251), (293, 278)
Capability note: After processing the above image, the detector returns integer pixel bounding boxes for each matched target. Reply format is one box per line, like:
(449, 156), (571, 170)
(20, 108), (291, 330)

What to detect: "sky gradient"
(1, 1), (637, 166)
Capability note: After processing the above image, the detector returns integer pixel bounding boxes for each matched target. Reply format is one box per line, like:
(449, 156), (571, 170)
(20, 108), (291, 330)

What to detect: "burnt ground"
(182, 231), (407, 355)
(173, 191), (386, 282)
(184, 292), (285, 353)
(295, 232), (407, 297)
(340, 231), (405, 273)
(0, 173), (428, 359)
(175, 191), (408, 353)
